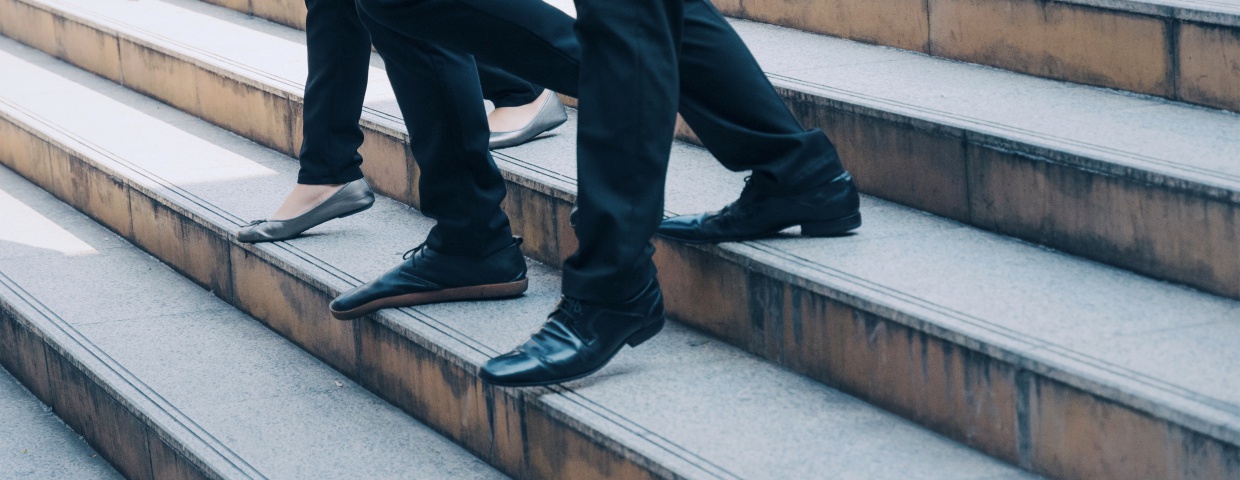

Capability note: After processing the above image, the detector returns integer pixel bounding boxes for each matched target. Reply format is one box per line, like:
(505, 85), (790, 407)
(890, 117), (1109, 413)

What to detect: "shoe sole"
(656, 211), (862, 245)
(329, 278), (529, 321)
(480, 317), (667, 388)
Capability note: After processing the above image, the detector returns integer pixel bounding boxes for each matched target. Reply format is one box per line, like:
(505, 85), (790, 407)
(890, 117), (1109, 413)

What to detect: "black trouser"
(356, 0), (845, 303)
(298, 0), (542, 255)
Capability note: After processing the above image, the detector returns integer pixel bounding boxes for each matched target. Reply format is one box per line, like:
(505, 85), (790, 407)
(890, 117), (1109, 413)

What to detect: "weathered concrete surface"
(3, 14), (1240, 478)
(713, 0), (1240, 112)
(0, 163), (507, 479)
(11, 0), (1238, 301)
(0, 34), (1039, 479)
(0, 367), (122, 480)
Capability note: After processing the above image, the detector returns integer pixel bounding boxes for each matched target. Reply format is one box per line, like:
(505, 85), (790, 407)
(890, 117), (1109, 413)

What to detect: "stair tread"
(0, 367), (121, 479)
(734, 18), (1240, 195)
(0, 33), (1036, 480)
(1054, 0), (1240, 26)
(8, 0), (1240, 447)
(0, 102), (506, 478)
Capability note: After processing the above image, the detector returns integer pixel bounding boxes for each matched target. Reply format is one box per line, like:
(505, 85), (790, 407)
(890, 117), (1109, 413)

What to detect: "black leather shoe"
(657, 171), (861, 244)
(479, 279), (666, 387)
(329, 237), (528, 320)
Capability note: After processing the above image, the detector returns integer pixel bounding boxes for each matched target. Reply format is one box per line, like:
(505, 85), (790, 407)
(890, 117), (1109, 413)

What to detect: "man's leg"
(676, 0), (840, 185)
(358, 0), (670, 303)
(656, 0), (860, 243)
(352, 0), (858, 385)
(354, 0), (671, 386)
(328, 8), (529, 320)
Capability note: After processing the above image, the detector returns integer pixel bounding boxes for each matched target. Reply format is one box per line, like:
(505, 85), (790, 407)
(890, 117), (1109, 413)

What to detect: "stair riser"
(206, 0), (307, 30)
(0, 115), (678, 480)
(179, 0), (1240, 300)
(777, 89), (1240, 299)
(0, 304), (211, 479)
(712, 0), (1240, 112)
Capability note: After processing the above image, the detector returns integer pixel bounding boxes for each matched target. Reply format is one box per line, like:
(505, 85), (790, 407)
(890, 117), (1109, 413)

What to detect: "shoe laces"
(402, 242), (427, 260)
(528, 297), (584, 348)
(556, 296), (584, 318)
(719, 176), (760, 216)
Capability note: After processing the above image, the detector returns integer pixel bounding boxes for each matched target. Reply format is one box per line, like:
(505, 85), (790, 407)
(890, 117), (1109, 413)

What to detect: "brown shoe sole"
(330, 278), (529, 321)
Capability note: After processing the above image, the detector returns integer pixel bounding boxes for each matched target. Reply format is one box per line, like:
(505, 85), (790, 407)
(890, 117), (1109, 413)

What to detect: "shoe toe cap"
(329, 286), (370, 312)
(656, 214), (706, 238)
(480, 352), (549, 386)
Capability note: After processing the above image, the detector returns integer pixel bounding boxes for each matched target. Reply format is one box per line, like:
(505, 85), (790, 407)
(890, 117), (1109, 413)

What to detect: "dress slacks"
(355, 0), (846, 303)
(299, 0), (542, 256)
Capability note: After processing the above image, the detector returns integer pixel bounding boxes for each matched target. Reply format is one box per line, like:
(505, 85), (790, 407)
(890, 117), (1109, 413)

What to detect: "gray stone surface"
(0, 29), (1036, 479)
(0, 172), (129, 261)
(0, 367), (122, 480)
(5, 0), (1239, 474)
(0, 2), (1236, 473)
(0, 249), (233, 325)
(186, 390), (501, 480)
(73, 308), (347, 409)
(0, 169), (506, 478)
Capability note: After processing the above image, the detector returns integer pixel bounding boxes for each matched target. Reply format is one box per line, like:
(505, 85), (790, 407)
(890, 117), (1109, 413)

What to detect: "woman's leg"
(264, 0), (372, 221)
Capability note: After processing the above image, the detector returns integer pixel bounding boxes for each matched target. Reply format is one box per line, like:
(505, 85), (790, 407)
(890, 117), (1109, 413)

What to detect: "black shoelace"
(402, 242), (427, 260)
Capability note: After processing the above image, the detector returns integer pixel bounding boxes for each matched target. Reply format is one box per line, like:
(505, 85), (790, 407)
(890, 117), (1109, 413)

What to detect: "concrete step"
(0, 139), (506, 479)
(0, 35), (1035, 480)
(230, 0), (1240, 116)
(0, 7), (1238, 480)
(0, 366), (122, 479)
(716, 0), (1240, 112)
(7, 0), (1236, 302)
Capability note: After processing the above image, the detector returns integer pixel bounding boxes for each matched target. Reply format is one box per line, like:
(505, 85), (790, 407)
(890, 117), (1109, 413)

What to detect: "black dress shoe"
(656, 171), (861, 244)
(329, 237), (528, 320)
(479, 279), (666, 387)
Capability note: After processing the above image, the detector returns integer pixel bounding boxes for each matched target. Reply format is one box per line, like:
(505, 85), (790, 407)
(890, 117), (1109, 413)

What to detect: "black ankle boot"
(480, 279), (666, 387)
(657, 172), (861, 244)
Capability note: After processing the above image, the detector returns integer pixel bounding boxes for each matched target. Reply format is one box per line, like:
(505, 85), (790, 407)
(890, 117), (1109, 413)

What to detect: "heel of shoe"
(626, 318), (666, 347)
(801, 212), (861, 237)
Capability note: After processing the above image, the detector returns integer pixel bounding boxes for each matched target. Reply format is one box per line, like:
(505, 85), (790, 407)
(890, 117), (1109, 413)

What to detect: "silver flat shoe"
(488, 91), (569, 149)
(237, 178), (375, 243)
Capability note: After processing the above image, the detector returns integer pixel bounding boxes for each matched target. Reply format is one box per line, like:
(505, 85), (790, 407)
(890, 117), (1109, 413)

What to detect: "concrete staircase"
(0, 0), (1236, 479)
(0, 117), (506, 478)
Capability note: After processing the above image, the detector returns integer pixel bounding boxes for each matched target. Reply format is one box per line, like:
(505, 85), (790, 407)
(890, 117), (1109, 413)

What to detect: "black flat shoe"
(329, 237), (528, 320)
(479, 279), (666, 387)
(656, 171), (861, 244)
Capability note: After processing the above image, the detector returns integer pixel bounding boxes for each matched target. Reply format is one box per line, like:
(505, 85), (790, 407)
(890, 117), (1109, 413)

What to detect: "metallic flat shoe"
(488, 91), (569, 149)
(237, 178), (375, 243)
